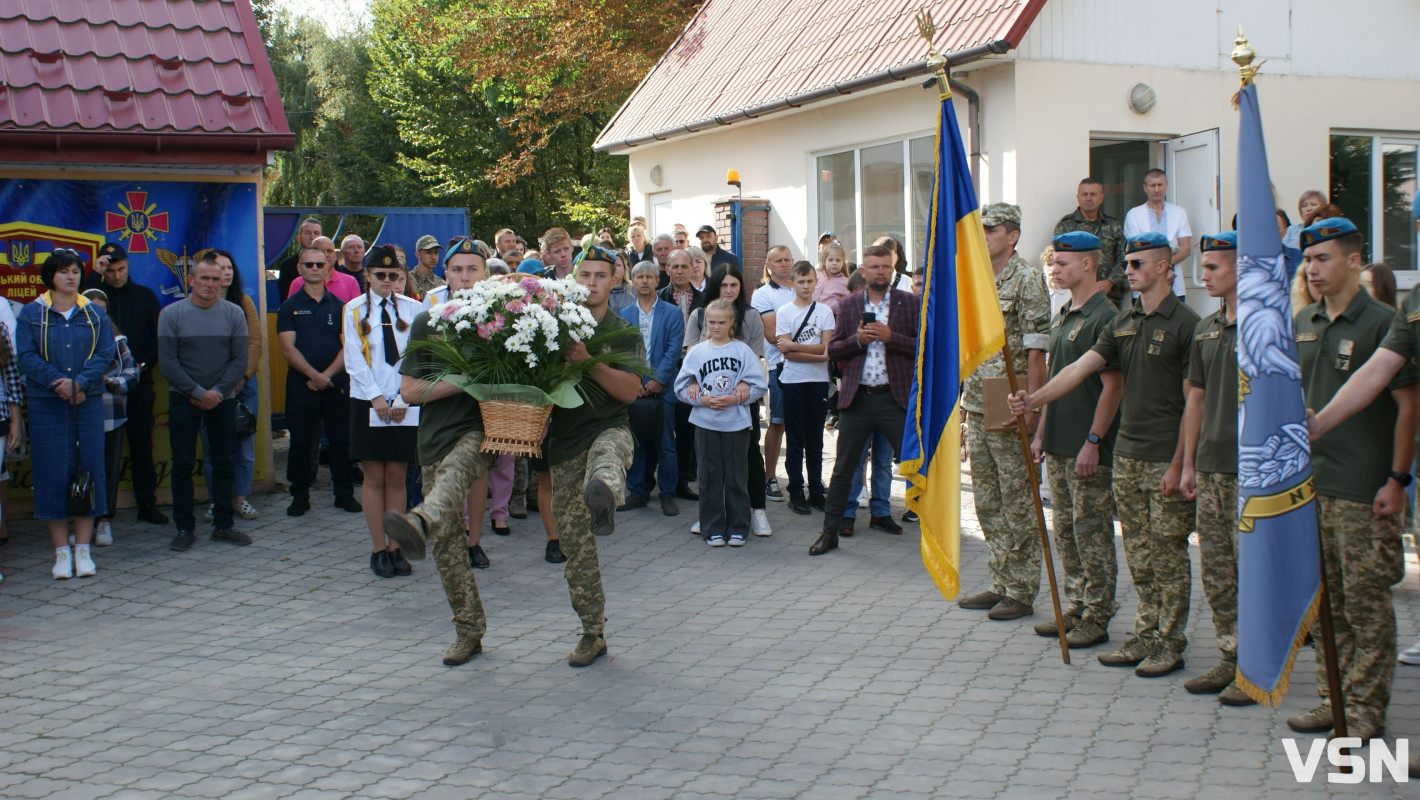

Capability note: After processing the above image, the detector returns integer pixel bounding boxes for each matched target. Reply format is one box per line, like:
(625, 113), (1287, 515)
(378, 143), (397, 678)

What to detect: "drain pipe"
(950, 78), (981, 192)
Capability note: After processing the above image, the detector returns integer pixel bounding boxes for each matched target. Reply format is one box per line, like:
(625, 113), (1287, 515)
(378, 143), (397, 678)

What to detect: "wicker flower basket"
(479, 397), (554, 457)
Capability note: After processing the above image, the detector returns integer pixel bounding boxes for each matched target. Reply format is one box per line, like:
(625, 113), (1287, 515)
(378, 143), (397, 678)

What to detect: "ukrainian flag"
(900, 94), (1005, 601)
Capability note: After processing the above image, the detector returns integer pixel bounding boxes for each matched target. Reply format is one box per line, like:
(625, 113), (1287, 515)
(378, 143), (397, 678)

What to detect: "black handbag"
(66, 389), (93, 517)
(234, 399), (257, 438)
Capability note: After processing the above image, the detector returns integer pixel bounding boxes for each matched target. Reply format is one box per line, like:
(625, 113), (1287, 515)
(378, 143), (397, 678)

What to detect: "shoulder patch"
(1406, 311), (1420, 324)
(1113, 327), (1138, 337)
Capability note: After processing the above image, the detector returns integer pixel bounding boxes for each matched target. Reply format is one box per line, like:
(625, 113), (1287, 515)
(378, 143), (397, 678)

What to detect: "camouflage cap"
(414, 234), (440, 251)
(981, 203), (1021, 227)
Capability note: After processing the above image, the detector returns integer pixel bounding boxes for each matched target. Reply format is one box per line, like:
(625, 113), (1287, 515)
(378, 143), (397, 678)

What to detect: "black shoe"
(287, 496), (309, 517)
(212, 528), (253, 546)
(468, 544), (490, 569)
(870, 515), (904, 535)
(902, 510), (919, 524)
(545, 540), (566, 564)
(788, 492), (811, 515)
(838, 517), (856, 537)
(808, 531), (838, 556)
(169, 529), (196, 552)
(137, 505), (169, 525)
(334, 496), (363, 513)
(585, 478), (615, 536)
(370, 550), (396, 578)
(808, 494), (826, 511)
(617, 495), (648, 512)
(389, 548), (412, 576)
(491, 521), (511, 536)
(675, 484), (699, 501)
(353, 466), (364, 485)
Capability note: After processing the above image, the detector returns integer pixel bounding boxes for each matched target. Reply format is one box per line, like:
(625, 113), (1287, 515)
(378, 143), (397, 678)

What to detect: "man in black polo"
(696, 225), (740, 271)
(86, 242), (167, 524)
(278, 247), (361, 517)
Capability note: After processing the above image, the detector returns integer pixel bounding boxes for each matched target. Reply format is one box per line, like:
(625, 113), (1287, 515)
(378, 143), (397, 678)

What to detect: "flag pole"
(1232, 27), (1348, 755)
(1001, 341), (1070, 665)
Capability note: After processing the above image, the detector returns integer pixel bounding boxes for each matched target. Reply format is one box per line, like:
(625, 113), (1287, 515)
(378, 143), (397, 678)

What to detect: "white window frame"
(809, 130), (934, 267)
(1331, 130), (1420, 288)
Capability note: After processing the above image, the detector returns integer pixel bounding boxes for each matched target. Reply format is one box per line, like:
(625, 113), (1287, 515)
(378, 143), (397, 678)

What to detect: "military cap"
(1125, 231), (1172, 255)
(414, 234), (440, 251)
(98, 242), (128, 262)
(363, 244), (401, 269)
(981, 203), (1021, 227)
(574, 244), (618, 267)
(444, 236), (492, 260)
(1052, 231), (1101, 251)
(1198, 232), (1237, 252)
(1299, 217), (1358, 249)
(516, 258), (545, 275)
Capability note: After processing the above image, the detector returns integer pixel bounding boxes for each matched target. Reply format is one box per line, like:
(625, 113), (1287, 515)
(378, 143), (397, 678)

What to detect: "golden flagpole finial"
(1231, 26), (1262, 87)
(915, 8), (951, 100)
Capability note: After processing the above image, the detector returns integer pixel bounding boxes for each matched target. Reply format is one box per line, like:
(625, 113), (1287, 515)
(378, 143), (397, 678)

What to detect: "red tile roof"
(0, 0), (292, 158)
(594, 0), (1045, 152)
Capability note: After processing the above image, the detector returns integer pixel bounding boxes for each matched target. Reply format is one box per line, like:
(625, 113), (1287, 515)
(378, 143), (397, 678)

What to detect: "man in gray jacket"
(159, 254), (249, 552)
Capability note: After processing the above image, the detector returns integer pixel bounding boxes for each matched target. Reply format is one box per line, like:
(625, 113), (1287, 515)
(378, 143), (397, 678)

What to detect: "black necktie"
(381, 300), (399, 366)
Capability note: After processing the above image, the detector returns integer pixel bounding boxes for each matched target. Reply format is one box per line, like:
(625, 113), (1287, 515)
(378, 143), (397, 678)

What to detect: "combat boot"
(382, 510), (429, 560)
(1134, 645), (1185, 677)
(957, 590), (1005, 610)
(1034, 613), (1080, 638)
(1065, 620), (1109, 649)
(1331, 714), (1384, 743)
(1286, 701), (1334, 733)
(1218, 683), (1257, 707)
(568, 634), (607, 667)
(1097, 637), (1151, 667)
(1183, 659), (1236, 694)
(585, 479), (616, 536)
(442, 635), (482, 666)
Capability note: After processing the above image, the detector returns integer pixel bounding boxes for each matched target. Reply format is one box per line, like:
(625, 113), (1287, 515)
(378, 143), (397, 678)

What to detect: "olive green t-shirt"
(1089, 292), (1200, 462)
(1380, 287), (1420, 361)
(1186, 307), (1237, 475)
(547, 310), (641, 466)
(1296, 290), (1418, 504)
(400, 311), (484, 466)
(1040, 291), (1119, 461)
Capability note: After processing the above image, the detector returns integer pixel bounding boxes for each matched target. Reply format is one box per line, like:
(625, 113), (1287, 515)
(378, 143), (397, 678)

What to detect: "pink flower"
(439, 303), (458, 320)
(505, 300), (525, 313)
(541, 295), (557, 310)
(519, 277), (541, 295)
(492, 313), (506, 331)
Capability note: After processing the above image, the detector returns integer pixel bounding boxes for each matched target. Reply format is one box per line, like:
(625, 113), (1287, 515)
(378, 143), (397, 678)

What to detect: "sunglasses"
(1125, 259), (1150, 270)
(370, 271), (402, 281)
(300, 261), (326, 268)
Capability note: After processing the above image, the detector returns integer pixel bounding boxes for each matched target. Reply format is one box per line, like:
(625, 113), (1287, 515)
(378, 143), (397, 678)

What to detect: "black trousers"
(124, 381), (158, 508)
(286, 378), (354, 501)
(170, 395), (236, 532)
(675, 400), (696, 487)
(822, 391), (905, 533)
(100, 427), (124, 521)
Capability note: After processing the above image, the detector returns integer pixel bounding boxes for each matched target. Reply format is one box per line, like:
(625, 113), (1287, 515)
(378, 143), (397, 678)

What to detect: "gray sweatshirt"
(158, 298), (248, 400)
(674, 339), (768, 431)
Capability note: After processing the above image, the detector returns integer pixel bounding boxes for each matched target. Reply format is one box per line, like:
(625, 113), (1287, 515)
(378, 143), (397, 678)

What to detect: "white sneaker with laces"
(203, 504), (214, 522)
(52, 547), (73, 580)
(1399, 639), (1420, 666)
(95, 520), (113, 547)
(74, 545), (96, 578)
(857, 494), (868, 509)
(728, 533), (746, 547)
(706, 534), (727, 547)
(752, 509), (773, 536)
(691, 520), (701, 534)
(237, 500), (260, 520)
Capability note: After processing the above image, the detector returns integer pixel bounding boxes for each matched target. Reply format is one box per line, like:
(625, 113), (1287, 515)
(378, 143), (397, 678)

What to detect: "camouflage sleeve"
(1018, 264), (1052, 352)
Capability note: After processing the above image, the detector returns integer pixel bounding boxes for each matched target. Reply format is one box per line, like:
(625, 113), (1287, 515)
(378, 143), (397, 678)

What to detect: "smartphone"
(862, 311), (877, 325)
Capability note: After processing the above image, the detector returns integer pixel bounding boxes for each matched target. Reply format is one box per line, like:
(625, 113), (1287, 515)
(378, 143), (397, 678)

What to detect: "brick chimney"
(714, 195), (771, 286)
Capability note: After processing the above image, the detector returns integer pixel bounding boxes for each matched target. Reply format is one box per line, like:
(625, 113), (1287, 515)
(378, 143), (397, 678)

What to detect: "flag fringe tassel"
(1235, 589), (1321, 708)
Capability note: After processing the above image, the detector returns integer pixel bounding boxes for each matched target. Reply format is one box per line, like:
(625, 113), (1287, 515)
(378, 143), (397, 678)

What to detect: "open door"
(1165, 129), (1221, 314)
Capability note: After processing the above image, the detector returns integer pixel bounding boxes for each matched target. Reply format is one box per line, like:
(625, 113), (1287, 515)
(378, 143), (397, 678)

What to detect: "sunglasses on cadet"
(371, 271), (401, 281)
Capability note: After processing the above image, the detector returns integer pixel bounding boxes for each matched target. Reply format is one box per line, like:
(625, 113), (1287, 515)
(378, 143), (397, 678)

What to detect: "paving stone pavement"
(1, 440), (1418, 799)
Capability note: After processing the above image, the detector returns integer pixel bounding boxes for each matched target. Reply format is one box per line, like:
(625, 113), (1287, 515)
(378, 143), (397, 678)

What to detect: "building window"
(1330, 133), (1418, 270)
(816, 134), (935, 267)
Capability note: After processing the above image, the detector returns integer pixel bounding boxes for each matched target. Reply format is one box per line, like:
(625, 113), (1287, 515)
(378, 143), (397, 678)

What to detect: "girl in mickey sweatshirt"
(675, 299), (768, 547)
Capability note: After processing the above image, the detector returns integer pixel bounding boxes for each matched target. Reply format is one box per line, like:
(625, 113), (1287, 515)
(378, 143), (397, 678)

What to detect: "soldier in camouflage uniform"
(1029, 233), (1121, 649)
(1177, 233), (1253, 705)
(1010, 231), (1198, 678)
(1287, 218), (1418, 741)
(957, 204), (1052, 621)
(1054, 178), (1126, 308)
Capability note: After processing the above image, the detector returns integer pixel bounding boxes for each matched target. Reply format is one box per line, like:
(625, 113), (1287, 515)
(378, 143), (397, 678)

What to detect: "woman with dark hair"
(200, 250), (264, 522)
(17, 249), (115, 579)
(684, 265), (772, 536)
(1362, 262), (1397, 308)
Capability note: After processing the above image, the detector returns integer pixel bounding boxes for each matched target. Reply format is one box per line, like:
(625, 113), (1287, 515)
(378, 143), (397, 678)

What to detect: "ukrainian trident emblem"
(105, 191), (169, 254)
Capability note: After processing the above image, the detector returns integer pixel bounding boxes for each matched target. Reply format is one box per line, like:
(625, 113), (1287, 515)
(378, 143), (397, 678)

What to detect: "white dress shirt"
(343, 292), (425, 402)
(1124, 201), (1192, 297)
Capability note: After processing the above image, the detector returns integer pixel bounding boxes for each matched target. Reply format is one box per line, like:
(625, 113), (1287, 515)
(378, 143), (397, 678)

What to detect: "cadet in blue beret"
(1179, 225), (1249, 703)
(1053, 231), (1101, 252)
(1291, 214), (1418, 740)
(1125, 231), (1173, 255)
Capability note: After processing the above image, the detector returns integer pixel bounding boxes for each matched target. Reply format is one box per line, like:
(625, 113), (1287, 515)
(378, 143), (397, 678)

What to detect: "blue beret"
(516, 258), (544, 275)
(1125, 232), (1172, 255)
(1052, 231), (1100, 251)
(1300, 217), (1358, 249)
(574, 244), (618, 267)
(444, 236), (492, 260)
(1199, 232), (1237, 252)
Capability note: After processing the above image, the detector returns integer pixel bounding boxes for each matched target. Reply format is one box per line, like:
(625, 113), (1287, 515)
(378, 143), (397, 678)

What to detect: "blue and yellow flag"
(900, 95), (1005, 601)
(1235, 81), (1321, 706)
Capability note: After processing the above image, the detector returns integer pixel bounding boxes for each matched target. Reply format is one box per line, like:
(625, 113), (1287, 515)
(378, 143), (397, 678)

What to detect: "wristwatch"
(1085, 432), (1102, 445)
(1388, 470), (1413, 487)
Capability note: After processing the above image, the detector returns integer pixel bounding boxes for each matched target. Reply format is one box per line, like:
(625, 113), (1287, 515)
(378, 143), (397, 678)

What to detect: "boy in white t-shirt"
(775, 261), (836, 514)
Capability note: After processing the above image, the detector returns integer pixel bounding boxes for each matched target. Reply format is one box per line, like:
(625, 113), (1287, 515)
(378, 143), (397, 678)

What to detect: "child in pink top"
(811, 243), (850, 313)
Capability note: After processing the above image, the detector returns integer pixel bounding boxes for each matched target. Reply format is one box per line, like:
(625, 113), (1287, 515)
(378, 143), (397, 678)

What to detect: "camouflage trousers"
(1195, 472), (1239, 661)
(966, 412), (1040, 605)
(418, 430), (497, 640)
(550, 426), (634, 638)
(1113, 456), (1195, 652)
(1313, 494), (1404, 730)
(1045, 454), (1117, 626)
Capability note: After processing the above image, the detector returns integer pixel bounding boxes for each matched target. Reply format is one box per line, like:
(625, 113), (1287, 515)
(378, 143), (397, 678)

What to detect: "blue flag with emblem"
(900, 93), (1005, 601)
(1234, 81), (1322, 706)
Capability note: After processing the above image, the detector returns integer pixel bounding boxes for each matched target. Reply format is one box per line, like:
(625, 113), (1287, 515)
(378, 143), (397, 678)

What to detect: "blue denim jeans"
(627, 396), (678, 498)
(847, 431), (893, 520)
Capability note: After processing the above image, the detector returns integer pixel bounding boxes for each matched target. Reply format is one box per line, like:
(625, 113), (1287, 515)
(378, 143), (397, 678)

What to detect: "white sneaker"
(74, 545), (96, 578)
(95, 520), (113, 547)
(752, 509), (773, 536)
(706, 534), (727, 547)
(203, 504), (214, 522)
(52, 547), (73, 579)
(857, 494), (868, 509)
(728, 533), (746, 547)
(236, 500), (260, 520)
(68, 532), (75, 545)
(691, 519), (701, 534)
(1399, 639), (1420, 665)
